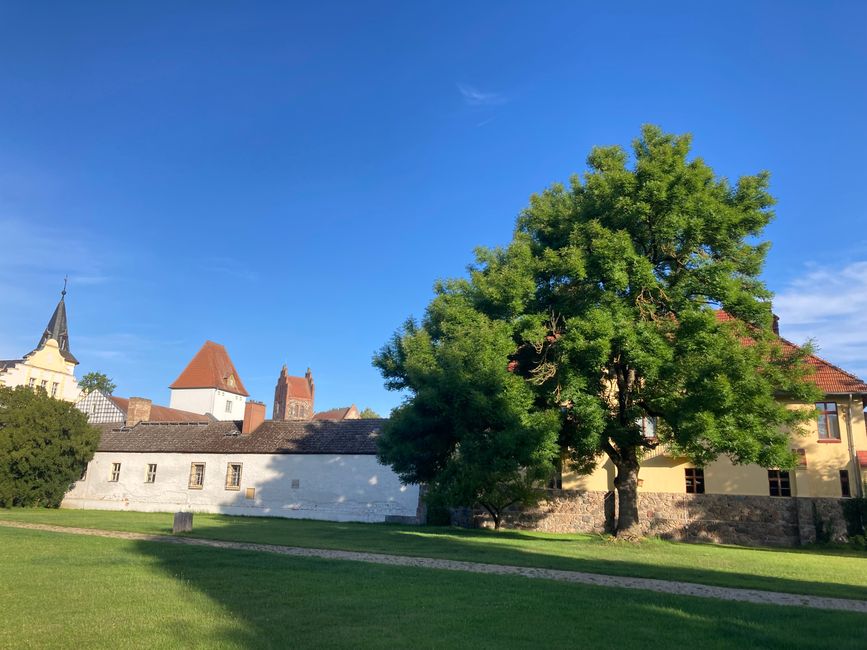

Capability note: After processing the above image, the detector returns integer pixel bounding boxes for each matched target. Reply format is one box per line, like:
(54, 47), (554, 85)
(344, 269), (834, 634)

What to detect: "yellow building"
(0, 285), (81, 402)
(563, 337), (867, 500)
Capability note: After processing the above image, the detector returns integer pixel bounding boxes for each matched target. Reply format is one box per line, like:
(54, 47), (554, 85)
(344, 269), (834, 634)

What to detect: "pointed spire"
(35, 280), (78, 364)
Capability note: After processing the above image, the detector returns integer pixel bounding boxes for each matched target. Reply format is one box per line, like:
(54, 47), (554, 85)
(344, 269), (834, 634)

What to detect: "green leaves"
(375, 125), (819, 523)
(0, 386), (100, 507)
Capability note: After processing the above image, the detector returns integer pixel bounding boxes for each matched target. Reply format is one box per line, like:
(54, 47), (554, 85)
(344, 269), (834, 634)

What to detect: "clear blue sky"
(1, 1), (865, 415)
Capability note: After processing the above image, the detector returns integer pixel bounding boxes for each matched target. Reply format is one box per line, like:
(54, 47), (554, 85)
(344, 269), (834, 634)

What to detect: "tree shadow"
(125, 532), (867, 649)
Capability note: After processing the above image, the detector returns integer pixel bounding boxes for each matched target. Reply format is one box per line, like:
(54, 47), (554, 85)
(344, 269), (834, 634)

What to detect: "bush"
(0, 386), (100, 507)
(422, 489), (454, 526)
(842, 497), (867, 538)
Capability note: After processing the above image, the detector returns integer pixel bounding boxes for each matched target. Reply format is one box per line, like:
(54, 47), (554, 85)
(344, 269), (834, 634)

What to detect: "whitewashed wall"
(63, 451), (420, 523)
(169, 388), (246, 420)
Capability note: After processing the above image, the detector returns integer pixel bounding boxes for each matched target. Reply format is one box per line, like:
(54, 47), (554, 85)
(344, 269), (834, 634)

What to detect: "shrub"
(0, 386), (100, 507)
(842, 497), (867, 538)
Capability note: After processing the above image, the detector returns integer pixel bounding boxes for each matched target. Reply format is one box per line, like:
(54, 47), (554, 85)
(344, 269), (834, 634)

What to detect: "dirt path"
(2, 519), (865, 614)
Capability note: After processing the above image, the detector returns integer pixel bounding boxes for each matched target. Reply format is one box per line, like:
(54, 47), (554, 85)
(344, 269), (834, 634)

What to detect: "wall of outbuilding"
(63, 451), (421, 523)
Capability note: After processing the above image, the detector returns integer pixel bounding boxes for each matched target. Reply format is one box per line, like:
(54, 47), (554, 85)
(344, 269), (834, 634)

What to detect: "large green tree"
(0, 386), (100, 507)
(377, 126), (820, 537)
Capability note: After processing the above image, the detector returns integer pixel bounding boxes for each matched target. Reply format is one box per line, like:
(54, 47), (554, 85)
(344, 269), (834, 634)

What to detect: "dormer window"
(227, 374), (236, 388)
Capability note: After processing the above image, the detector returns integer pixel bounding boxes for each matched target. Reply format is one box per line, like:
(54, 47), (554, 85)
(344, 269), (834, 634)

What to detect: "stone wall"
(452, 489), (849, 547)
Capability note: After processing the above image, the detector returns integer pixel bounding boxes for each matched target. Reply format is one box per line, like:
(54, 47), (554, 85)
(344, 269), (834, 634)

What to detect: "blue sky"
(1, 1), (866, 415)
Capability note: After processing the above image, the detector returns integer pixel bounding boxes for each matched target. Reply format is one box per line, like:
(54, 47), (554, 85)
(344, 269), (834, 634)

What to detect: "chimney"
(243, 400), (266, 435)
(772, 314), (780, 336)
(127, 397), (152, 427)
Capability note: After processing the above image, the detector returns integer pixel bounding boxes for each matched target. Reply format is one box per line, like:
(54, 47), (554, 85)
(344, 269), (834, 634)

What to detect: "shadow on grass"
(157, 514), (867, 601)
(127, 534), (867, 649)
(2, 505), (865, 600)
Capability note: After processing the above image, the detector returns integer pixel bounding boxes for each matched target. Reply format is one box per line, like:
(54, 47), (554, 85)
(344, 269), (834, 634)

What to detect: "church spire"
(36, 279), (78, 364)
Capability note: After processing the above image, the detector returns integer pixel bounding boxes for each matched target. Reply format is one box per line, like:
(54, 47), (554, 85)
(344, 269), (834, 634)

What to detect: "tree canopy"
(78, 372), (117, 395)
(375, 125), (820, 536)
(359, 407), (381, 419)
(0, 386), (100, 507)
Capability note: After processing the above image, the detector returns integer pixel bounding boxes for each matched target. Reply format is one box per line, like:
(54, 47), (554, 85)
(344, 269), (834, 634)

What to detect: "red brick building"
(273, 365), (314, 420)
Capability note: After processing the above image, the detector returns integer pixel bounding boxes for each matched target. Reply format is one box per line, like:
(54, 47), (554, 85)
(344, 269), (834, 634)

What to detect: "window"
(639, 416), (657, 439)
(793, 448), (807, 468)
(225, 400), (233, 414)
(685, 468), (705, 494)
(146, 464), (157, 483)
(816, 402), (840, 440)
(189, 463), (206, 489)
(291, 479), (300, 489)
(110, 463), (121, 482)
(40, 379), (48, 390)
(28, 378), (35, 388)
(840, 470), (851, 498)
(51, 382), (59, 397)
(80, 464), (88, 481)
(225, 463), (242, 490)
(768, 470), (791, 497)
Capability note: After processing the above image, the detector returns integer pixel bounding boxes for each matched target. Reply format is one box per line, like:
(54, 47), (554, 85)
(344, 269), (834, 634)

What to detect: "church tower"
(273, 366), (314, 420)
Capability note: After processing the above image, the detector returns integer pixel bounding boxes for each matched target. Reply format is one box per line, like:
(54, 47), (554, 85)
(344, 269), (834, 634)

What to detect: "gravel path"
(2, 519), (865, 614)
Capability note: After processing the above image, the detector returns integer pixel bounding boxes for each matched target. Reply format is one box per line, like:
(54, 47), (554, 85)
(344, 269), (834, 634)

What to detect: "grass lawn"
(2, 508), (866, 602)
(1, 526), (865, 649)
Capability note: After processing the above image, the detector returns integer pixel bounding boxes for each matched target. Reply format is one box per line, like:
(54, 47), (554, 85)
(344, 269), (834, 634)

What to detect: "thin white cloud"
(0, 219), (113, 302)
(774, 260), (867, 378)
(457, 83), (507, 106)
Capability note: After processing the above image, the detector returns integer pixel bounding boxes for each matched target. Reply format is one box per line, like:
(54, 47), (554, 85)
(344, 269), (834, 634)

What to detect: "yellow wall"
(563, 396), (865, 498)
(0, 339), (80, 402)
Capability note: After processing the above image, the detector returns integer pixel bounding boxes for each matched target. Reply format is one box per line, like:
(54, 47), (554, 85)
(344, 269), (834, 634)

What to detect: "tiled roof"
(96, 418), (384, 455)
(169, 341), (249, 396)
(313, 406), (352, 421)
(715, 311), (867, 394)
(107, 396), (209, 423)
(285, 375), (313, 399)
(0, 359), (22, 373)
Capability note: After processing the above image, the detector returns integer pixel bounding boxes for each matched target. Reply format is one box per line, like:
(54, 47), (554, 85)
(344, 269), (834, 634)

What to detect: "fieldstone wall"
(452, 489), (849, 547)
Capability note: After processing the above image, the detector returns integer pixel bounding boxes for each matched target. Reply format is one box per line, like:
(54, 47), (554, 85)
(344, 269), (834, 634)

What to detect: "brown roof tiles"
(96, 418), (384, 455)
(715, 311), (867, 394)
(169, 341), (249, 396)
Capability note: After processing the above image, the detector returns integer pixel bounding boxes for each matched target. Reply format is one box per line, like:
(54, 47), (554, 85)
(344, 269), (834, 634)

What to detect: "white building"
(168, 341), (248, 420)
(63, 407), (422, 524)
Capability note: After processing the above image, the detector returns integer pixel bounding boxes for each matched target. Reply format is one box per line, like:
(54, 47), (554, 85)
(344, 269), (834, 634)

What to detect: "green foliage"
(358, 407), (380, 419)
(78, 371), (117, 395)
(842, 497), (867, 537)
(0, 386), (100, 507)
(376, 125), (821, 535)
(374, 293), (561, 526)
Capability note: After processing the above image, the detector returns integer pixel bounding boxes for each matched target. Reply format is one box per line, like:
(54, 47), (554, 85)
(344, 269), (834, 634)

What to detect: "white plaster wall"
(62, 452), (420, 523)
(169, 388), (245, 420)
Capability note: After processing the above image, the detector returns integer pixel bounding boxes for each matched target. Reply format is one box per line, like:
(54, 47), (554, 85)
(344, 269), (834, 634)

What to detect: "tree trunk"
(613, 450), (642, 540)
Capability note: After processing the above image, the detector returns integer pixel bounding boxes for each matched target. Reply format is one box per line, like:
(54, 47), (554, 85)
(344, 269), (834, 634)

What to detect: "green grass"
(1, 508), (866, 601)
(1, 526), (865, 649)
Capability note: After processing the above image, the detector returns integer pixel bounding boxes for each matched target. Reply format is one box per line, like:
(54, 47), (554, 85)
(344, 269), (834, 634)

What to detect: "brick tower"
(273, 366), (314, 420)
